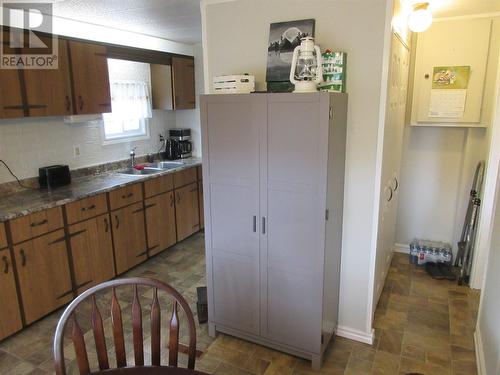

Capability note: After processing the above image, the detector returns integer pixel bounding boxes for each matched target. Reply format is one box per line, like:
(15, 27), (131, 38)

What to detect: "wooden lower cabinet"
(111, 202), (148, 274)
(69, 214), (115, 294)
(175, 183), (200, 241)
(0, 223), (7, 249)
(145, 192), (177, 256)
(198, 181), (204, 230)
(0, 248), (23, 340)
(13, 230), (73, 324)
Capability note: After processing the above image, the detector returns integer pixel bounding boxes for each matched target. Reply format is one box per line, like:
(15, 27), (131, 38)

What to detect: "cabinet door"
(198, 180), (204, 229)
(264, 94), (329, 352)
(68, 40), (111, 115)
(111, 202), (147, 274)
(0, 32), (25, 119)
(145, 192), (176, 256)
(14, 230), (73, 324)
(23, 38), (73, 117)
(175, 183), (199, 241)
(172, 56), (195, 109)
(201, 94), (264, 335)
(0, 249), (23, 340)
(69, 214), (115, 294)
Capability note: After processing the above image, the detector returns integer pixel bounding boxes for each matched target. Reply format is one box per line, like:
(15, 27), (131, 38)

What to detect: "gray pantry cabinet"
(200, 92), (348, 369)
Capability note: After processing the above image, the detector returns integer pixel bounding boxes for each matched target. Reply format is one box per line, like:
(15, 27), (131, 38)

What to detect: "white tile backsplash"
(0, 110), (176, 184)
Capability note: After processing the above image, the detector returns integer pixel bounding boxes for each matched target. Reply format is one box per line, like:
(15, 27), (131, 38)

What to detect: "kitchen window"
(103, 59), (152, 143)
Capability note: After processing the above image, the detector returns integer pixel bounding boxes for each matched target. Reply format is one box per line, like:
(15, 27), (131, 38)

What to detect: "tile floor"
(0, 232), (480, 375)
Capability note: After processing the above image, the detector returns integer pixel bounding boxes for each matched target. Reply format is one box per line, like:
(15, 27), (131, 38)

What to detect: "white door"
(374, 34), (411, 308)
(263, 93), (329, 353)
(202, 95), (266, 335)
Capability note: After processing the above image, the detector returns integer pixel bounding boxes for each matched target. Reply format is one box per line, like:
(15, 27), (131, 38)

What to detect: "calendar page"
(428, 89), (467, 118)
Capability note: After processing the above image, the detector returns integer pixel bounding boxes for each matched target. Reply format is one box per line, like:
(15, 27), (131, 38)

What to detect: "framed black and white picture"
(266, 18), (315, 90)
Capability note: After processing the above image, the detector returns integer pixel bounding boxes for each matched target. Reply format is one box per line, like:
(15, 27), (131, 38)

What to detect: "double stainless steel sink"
(117, 161), (184, 176)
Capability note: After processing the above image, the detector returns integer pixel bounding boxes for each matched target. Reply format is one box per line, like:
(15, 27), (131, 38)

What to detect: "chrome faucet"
(130, 146), (138, 167)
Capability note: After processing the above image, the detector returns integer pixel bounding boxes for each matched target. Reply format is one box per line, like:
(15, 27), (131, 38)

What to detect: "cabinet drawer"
(0, 222), (7, 249)
(144, 174), (174, 198)
(9, 207), (64, 244)
(65, 193), (108, 224)
(108, 183), (143, 211)
(197, 165), (203, 181)
(173, 167), (197, 188)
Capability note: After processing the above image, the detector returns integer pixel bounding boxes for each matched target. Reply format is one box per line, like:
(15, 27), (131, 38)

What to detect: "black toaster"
(39, 165), (71, 189)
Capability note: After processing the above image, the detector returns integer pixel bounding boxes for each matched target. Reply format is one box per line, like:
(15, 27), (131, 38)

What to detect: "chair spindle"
(91, 296), (109, 370)
(111, 287), (127, 368)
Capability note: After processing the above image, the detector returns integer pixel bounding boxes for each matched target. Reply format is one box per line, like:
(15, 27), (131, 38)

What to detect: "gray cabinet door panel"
(267, 269), (322, 353)
(213, 254), (260, 335)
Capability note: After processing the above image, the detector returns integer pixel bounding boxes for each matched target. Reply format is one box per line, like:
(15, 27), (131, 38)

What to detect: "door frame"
(470, 52), (500, 289)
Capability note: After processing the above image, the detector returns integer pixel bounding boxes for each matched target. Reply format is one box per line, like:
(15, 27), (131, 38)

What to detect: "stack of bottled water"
(409, 239), (453, 266)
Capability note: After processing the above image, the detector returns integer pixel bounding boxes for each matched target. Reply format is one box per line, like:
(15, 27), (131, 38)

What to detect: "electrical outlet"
(73, 145), (81, 157)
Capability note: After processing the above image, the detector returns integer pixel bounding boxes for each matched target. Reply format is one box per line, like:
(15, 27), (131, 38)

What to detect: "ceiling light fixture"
(408, 2), (433, 32)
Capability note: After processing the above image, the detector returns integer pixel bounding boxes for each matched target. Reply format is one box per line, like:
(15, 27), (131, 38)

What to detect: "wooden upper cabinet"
(0, 32), (25, 119)
(22, 37), (73, 117)
(68, 40), (111, 115)
(0, 248), (23, 340)
(172, 56), (195, 109)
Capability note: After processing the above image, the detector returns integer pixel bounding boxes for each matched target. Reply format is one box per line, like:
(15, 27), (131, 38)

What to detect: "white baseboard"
(394, 242), (409, 254)
(336, 325), (374, 345)
(474, 327), (487, 375)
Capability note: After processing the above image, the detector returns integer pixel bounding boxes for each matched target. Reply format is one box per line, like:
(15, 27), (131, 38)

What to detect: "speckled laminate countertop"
(0, 158), (201, 222)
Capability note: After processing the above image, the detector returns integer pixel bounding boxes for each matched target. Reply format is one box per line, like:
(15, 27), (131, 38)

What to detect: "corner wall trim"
(336, 326), (374, 345)
(474, 327), (487, 375)
(394, 243), (409, 254)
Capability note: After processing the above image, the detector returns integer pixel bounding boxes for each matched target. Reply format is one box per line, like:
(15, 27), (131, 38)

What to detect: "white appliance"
(200, 92), (348, 369)
(213, 74), (255, 94)
(289, 37), (323, 93)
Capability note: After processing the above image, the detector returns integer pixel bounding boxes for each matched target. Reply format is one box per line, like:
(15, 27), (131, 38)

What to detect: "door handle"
(122, 192), (134, 199)
(262, 217), (266, 235)
(68, 229), (86, 239)
(387, 187), (394, 202)
(30, 219), (48, 227)
(170, 194), (174, 207)
(80, 204), (96, 212)
(20, 249), (26, 266)
(393, 177), (399, 191)
(104, 217), (109, 233)
(65, 95), (71, 112)
(115, 215), (120, 229)
(253, 216), (257, 233)
(78, 95), (84, 111)
(49, 236), (66, 245)
(2, 256), (8, 274)
(144, 203), (157, 210)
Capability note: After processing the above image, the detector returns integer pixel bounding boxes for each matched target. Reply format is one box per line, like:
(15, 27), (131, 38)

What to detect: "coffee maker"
(165, 128), (193, 160)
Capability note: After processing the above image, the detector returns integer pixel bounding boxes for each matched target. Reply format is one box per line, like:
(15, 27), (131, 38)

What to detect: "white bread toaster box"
(213, 74), (255, 94)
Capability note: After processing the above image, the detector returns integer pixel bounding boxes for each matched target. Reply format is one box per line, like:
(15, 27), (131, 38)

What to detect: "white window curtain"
(109, 80), (152, 121)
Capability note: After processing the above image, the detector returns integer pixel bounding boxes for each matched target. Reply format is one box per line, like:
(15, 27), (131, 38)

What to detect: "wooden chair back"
(53, 278), (197, 375)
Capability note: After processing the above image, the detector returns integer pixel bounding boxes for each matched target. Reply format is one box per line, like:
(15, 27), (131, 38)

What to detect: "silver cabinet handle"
(253, 216), (257, 233)
(262, 217), (266, 235)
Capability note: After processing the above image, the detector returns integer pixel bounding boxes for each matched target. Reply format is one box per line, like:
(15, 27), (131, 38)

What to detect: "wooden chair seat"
(53, 278), (197, 375)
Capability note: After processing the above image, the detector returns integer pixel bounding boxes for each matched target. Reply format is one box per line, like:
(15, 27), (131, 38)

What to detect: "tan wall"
(203, 0), (392, 338)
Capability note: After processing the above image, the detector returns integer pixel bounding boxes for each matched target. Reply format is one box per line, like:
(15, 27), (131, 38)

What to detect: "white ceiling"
(51, 0), (202, 45)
